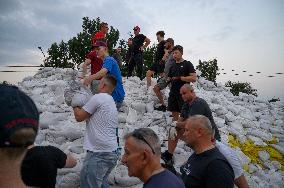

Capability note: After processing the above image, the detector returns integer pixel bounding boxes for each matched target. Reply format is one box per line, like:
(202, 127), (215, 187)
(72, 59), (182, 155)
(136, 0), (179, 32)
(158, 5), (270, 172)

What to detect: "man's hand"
(83, 75), (93, 86)
(139, 46), (145, 51)
(169, 122), (178, 140)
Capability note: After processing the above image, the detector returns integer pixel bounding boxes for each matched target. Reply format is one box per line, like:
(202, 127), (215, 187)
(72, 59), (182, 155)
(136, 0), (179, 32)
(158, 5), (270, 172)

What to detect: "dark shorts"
(167, 92), (184, 112)
(150, 63), (165, 74)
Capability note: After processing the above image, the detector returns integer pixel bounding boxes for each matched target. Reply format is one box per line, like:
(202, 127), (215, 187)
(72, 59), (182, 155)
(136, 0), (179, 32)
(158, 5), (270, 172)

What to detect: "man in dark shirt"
(127, 26), (150, 80)
(146, 31), (166, 89)
(121, 128), (185, 188)
(21, 145), (77, 188)
(167, 45), (197, 121)
(162, 84), (221, 165)
(180, 115), (234, 188)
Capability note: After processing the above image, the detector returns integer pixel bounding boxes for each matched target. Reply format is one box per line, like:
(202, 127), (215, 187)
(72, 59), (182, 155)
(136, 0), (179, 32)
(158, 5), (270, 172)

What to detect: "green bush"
(225, 81), (258, 97)
(196, 59), (219, 83)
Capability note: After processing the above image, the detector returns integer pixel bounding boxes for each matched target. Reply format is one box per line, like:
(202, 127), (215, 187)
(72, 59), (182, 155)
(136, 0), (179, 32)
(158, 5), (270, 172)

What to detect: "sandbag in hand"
(64, 89), (74, 106)
(71, 92), (92, 108)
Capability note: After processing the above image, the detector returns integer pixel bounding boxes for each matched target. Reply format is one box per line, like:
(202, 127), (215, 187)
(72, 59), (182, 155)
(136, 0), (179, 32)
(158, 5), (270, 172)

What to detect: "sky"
(0, 0), (283, 101)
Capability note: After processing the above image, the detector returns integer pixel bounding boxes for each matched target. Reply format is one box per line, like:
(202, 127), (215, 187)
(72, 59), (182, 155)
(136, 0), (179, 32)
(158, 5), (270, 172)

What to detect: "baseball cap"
(93, 40), (108, 48)
(133, 26), (140, 31)
(0, 84), (39, 147)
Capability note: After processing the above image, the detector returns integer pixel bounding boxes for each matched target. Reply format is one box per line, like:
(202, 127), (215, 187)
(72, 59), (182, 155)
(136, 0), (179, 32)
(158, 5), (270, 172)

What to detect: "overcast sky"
(0, 0), (283, 100)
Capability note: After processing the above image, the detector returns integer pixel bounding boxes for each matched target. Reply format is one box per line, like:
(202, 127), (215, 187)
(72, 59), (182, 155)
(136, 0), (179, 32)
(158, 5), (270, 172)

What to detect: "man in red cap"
(127, 26), (150, 80)
(91, 22), (109, 45)
(82, 22), (109, 94)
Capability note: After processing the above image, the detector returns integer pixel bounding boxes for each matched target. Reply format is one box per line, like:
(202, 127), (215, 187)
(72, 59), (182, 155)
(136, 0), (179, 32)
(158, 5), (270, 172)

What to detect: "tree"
(44, 17), (120, 69)
(225, 81), (258, 97)
(196, 59), (219, 83)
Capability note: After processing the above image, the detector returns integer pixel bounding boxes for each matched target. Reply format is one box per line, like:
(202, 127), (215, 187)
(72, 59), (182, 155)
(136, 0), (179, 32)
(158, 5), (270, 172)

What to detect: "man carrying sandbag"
(72, 75), (120, 188)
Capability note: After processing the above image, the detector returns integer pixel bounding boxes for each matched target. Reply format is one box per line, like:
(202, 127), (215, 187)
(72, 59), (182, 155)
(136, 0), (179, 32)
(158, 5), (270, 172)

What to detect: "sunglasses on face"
(132, 131), (155, 154)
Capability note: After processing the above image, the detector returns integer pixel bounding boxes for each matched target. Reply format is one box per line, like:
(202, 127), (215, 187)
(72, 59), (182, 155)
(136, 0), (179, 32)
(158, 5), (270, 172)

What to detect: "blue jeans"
(80, 150), (119, 188)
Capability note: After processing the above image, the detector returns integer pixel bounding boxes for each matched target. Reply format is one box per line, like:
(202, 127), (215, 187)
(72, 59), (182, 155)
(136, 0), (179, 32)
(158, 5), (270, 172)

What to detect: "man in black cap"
(127, 26), (151, 80)
(0, 84), (39, 188)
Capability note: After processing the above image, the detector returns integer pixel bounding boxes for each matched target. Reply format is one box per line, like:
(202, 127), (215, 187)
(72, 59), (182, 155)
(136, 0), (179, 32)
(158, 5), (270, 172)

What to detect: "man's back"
(103, 56), (125, 102)
(21, 146), (67, 188)
(181, 147), (234, 188)
(143, 170), (185, 188)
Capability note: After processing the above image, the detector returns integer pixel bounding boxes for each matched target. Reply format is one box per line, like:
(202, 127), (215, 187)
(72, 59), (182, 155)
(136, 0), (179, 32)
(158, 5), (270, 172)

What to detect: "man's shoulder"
(145, 170), (185, 188)
(104, 56), (116, 64)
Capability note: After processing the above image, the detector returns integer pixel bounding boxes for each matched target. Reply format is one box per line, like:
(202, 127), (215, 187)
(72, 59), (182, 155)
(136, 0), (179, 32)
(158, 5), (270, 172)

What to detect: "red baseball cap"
(133, 26), (140, 31)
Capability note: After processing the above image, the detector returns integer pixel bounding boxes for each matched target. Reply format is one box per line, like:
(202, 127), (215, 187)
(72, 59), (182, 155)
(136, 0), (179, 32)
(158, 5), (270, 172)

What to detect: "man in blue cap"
(0, 84), (39, 188)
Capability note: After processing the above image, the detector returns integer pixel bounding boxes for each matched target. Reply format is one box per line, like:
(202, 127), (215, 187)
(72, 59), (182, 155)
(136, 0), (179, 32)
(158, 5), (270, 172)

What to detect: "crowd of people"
(0, 21), (250, 188)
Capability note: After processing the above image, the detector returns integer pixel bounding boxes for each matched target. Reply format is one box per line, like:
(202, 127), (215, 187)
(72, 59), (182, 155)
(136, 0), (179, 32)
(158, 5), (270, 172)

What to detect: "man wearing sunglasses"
(122, 128), (185, 188)
(127, 26), (151, 80)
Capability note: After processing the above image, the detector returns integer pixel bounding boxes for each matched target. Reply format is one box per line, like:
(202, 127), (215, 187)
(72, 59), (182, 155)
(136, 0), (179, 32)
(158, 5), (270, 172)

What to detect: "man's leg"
(80, 152), (99, 188)
(135, 53), (144, 80)
(127, 58), (135, 78)
(153, 85), (165, 106)
(80, 151), (118, 188)
(146, 70), (155, 89)
(153, 77), (168, 107)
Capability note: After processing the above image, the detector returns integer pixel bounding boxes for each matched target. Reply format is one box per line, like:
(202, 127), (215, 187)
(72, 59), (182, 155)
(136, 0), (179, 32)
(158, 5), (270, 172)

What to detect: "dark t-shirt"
(180, 97), (221, 141)
(132, 34), (146, 54)
(21, 146), (67, 188)
(168, 60), (196, 94)
(85, 50), (103, 75)
(155, 40), (166, 63)
(143, 169), (185, 188)
(180, 147), (234, 188)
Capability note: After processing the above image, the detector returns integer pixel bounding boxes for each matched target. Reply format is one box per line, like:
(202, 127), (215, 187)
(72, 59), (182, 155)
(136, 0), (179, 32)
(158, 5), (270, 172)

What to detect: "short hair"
(156, 31), (165, 37)
(166, 38), (174, 45)
(100, 22), (108, 29)
(172, 45), (183, 54)
(103, 75), (117, 91)
(124, 128), (161, 155)
(183, 83), (194, 91)
(187, 115), (213, 136)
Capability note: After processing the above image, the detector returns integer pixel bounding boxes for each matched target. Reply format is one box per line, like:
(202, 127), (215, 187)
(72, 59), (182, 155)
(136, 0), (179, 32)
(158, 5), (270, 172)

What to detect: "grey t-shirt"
(164, 52), (175, 77)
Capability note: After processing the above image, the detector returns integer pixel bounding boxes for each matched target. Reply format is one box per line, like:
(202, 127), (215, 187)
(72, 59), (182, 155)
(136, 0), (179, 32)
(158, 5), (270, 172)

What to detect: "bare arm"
(83, 68), (108, 86)
(143, 37), (151, 49)
(82, 59), (91, 75)
(181, 72), (197, 83)
(73, 107), (91, 122)
(64, 154), (77, 168)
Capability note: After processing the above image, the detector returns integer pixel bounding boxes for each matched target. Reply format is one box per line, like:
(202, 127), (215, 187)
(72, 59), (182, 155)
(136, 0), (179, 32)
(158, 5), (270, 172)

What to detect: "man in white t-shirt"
(72, 75), (119, 188)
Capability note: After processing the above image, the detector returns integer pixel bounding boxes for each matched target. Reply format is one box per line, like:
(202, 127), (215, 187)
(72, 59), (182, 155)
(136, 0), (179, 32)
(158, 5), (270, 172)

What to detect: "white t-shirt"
(82, 93), (118, 152)
(216, 141), (243, 179)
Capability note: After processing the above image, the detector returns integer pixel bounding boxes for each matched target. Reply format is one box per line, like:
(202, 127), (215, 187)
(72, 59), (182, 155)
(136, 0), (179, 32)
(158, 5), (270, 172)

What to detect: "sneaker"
(161, 150), (174, 165)
(154, 105), (167, 112)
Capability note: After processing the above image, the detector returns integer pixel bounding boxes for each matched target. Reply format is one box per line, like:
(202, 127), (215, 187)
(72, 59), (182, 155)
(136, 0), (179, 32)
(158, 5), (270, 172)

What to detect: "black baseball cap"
(0, 84), (39, 147)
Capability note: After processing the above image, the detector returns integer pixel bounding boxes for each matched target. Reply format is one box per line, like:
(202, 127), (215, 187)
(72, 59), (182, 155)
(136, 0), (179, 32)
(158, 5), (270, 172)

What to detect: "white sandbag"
(126, 107), (138, 124)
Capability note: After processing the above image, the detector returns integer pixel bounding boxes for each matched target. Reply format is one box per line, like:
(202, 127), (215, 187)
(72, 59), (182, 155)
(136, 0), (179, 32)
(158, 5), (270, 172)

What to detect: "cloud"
(0, 0), (146, 66)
